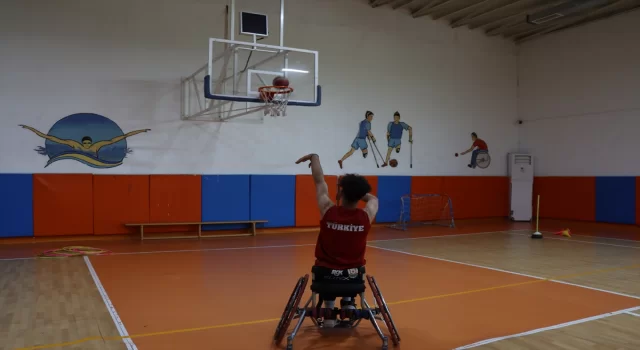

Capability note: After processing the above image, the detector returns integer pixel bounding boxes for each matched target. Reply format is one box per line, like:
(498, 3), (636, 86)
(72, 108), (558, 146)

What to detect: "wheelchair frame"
(273, 274), (400, 350)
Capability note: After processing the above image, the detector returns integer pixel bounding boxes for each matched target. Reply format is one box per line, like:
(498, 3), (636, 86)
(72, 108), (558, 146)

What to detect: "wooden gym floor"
(1, 219), (639, 350)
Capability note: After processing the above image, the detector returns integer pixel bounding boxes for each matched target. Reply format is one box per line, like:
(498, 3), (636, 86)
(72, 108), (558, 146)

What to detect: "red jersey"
(473, 139), (488, 150)
(315, 206), (371, 269)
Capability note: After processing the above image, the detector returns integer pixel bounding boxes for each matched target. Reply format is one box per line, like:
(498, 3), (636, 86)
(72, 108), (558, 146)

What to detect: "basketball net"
(259, 86), (294, 117)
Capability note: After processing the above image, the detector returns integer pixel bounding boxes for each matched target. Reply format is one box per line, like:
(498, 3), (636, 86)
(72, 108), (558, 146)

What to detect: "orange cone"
(554, 228), (571, 237)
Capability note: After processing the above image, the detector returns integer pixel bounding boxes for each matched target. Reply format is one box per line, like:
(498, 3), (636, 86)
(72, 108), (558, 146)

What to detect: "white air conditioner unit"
(508, 153), (533, 221)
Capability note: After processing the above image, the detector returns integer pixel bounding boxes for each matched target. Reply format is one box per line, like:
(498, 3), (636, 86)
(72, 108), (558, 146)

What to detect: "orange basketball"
(390, 159), (398, 168)
(273, 76), (289, 87)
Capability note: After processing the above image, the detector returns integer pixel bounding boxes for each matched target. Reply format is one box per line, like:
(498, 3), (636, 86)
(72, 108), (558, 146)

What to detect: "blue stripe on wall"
(0, 174), (34, 237)
(376, 176), (412, 223)
(250, 175), (296, 228)
(595, 176), (636, 225)
(201, 175), (252, 231)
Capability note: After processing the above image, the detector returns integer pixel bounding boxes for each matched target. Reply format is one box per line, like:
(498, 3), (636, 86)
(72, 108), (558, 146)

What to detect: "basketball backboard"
(181, 39), (321, 122)
(180, 0), (321, 122)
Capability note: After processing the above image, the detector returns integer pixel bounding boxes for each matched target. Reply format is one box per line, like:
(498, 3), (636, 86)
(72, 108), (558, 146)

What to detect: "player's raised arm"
(296, 153), (334, 216)
(361, 193), (379, 223)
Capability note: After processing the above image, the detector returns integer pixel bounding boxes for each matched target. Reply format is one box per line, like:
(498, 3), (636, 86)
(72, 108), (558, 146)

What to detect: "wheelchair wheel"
(367, 275), (401, 346)
(476, 152), (491, 169)
(274, 274), (309, 345)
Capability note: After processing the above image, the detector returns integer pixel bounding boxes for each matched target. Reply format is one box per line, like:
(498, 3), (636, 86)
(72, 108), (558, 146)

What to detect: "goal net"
(389, 194), (455, 230)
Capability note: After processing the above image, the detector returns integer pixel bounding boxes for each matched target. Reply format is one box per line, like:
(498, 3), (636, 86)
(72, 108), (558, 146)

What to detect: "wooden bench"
(124, 220), (268, 240)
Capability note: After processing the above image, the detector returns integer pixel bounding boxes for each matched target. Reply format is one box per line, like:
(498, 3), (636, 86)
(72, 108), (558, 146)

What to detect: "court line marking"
(93, 229), (518, 257)
(367, 245), (640, 300)
(510, 231), (640, 249)
(17, 256), (640, 350)
(83, 256), (137, 350)
(454, 306), (640, 349)
(625, 311), (640, 317)
(0, 229), (525, 261)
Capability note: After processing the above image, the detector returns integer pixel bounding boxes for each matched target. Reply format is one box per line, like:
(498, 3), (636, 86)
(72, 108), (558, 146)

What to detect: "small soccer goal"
(389, 194), (455, 231)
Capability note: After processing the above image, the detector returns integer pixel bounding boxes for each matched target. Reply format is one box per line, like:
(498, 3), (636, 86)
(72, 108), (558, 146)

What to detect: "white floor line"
(0, 256), (35, 261)
(110, 243), (316, 256)
(454, 306), (640, 349)
(509, 231), (640, 249)
(561, 233), (640, 243)
(104, 229), (517, 256)
(625, 311), (640, 317)
(84, 256), (137, 350)
(367, 245), (543, 279)
(367, 246), (640, 300)
(0, 230), (526, 260)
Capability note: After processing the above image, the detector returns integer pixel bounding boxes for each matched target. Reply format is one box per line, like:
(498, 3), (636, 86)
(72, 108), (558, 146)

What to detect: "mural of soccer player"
(382, 111), (412, 167)
(338, 111), (376, 169)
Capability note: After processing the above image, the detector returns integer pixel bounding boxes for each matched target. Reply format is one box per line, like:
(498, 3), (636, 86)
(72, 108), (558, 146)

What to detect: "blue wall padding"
(250, 175), (296, 228)
(0, 174), (34, 237)
(201, 175), (252, 231)
(376, 176), (412, 223)
(595, 176), (636, 224)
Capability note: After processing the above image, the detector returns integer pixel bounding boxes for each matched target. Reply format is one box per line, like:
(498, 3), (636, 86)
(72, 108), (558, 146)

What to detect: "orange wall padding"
(533, 177), (595, 221)
(443, 177), (509, 219)
(33, 174), (94, 236)
(295, 175), (338, 227)
(93, 175), (150, 235)
(636, 177), (640, 226)
(411, 176), (509, 219)
(149, 175), (201, 225)
(411, 176), (445, 194)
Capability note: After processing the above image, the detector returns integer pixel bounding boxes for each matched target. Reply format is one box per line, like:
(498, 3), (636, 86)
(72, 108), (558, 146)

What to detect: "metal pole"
(230, 0), (236, 41)
(280, 0), (284, 47)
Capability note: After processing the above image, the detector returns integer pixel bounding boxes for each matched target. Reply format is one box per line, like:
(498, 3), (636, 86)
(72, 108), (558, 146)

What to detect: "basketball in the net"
(273, 76), (289, 87)
(390, 159), (398, 168)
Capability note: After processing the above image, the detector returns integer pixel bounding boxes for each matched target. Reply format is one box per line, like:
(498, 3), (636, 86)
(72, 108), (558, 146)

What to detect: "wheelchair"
(475, 150), (491, 169)
(273, 266), (400, 350)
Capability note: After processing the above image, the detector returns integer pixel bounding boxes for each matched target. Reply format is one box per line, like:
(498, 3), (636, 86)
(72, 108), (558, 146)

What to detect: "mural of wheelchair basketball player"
(457, 132), (491, 169)
(382, 111), (412, 168)
(338, 111), (379, 169)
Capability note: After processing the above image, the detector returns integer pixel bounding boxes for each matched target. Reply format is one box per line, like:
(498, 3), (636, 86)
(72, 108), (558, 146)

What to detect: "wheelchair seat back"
(310, 266), (366, 297)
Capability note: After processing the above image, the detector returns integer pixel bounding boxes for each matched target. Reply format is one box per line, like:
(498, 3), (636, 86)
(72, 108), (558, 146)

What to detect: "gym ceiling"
(367, 0), (640, 43)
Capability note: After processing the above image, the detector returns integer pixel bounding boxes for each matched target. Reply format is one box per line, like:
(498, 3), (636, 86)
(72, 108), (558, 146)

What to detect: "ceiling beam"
(476, 0), (563, 33)
(515, 0), (630, 42)
(370, 0), (396, 8)
(434, 0), (494, 21)
(449, 0), (535, 28)
(447, 0), (504, 25)
(520, 3), (640, 42)
(392, 0), (418, 10)
(412, 0), (457, 18)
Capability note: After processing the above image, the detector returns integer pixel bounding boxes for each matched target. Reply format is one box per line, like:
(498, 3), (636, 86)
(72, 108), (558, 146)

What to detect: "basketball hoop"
(259, 86), (294, 117)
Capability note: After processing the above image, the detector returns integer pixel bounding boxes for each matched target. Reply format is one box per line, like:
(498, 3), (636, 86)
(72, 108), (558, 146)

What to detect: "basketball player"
(460, 132), (488, 168)
(296, 153), (378, 327)
(338, 111), (376, 169)
(382, 111), (412, 167)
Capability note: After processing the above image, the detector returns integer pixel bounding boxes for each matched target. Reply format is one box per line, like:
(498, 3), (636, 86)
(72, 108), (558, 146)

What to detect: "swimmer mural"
(20, 113), (150, 169)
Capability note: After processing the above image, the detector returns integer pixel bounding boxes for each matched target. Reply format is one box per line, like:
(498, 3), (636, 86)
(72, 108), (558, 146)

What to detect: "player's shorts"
(388, 138), (401, 148)
(351, 138), (368, 150)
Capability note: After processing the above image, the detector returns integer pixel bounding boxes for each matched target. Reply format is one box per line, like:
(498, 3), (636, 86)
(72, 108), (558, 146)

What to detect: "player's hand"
(295, 154), (318, 167)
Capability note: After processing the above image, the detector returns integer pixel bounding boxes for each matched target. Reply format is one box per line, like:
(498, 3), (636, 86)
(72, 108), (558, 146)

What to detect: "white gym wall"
(0, 0), (518, 175)
(517, 9), (640, 176)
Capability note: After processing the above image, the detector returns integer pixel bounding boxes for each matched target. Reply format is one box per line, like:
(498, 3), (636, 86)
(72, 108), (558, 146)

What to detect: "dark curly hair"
(339, 174), (371, 204)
